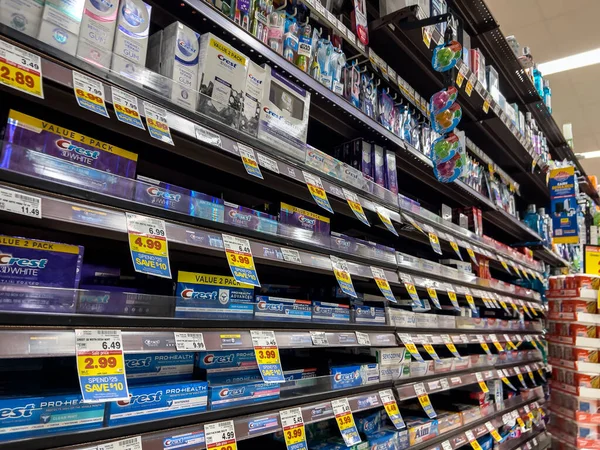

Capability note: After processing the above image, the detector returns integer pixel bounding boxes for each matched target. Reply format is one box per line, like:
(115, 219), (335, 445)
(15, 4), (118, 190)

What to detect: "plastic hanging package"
(431, 132), (465, 182)
(431, 103), (462, 134)
(330, 47), (346, 95)
(267, 10), (285, 54)
(283, 14), (299, 62)
(430, 86), (458, 115)
(432, 40), (462, 72)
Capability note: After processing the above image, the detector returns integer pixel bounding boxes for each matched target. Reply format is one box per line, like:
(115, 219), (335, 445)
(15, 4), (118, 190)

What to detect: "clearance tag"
(343, 188), (370, 226)
(144, 102), (174, 145)
(371, 267), (397, 303)
(449, 240), (463, 260)
(485, 422), (502, 443)
(376, 206), (399, 236)
(441, 334), (463, 359)
(0, 39), (43, 98)
(112, 87), (144, 129)
(398, 333), (424, 362)
(466, 293), (477, 312)
(332, 398), (361, 447)
(401, 213), (424, 234)
(303, 171), (332, 213)
(423, 337), (443, 363)
(204, 420), (237, 450)
(475, 372), (489, 393)
(504, 334), (518, 350)
(465, 430), (481, 450)
(498, 369), (517, 391)
(456, 64), (467, 88)
(379, 389), (406, 429)
(331, 255), (357, 298)
(238, 144), (263, 179)
(524, 365), (537, 385)
(174, 333), (206, 351)
(489, 335), (504, 353)
(427, 287), (442, 309)
(222, 234), (260, 287)
(476, 335), (492, 356)
(447, 288), (460, 310)
(251, 330), (284, 383)
(280, 407), (308, 450)
(75, 329), (128, 402)
(414, 382), (437, 418)
(73, 71), (109, 118)
(513, 367), (528, 388)
(400, 273), (422, 308)
(126, 213), (171, 279)
(428, 232), (443, 255)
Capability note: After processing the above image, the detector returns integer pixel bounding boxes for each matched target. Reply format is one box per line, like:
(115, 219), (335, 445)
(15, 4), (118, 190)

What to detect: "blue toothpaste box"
(313, 301), (350, 323)
(224, 202), (278, 235)
(208, 381), (280, 410)
(0, 393), (104, 441)
(196, 350), (258, 373)
(368, 429), (402, 450)
(353, 305), (386, 324)
(205, 369), (262, 385)
(106, 381), (208, 426)
(330, 364), (379, 390)
(254, 296), (312, 322)
(124, 352), (195, 384)
(175, 272), (255, 319)
(190, 191), (225, 223)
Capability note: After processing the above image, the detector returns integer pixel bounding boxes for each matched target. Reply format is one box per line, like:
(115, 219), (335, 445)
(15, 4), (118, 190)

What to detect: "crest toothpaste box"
(124, 352), (195, 384)
(111, 0), (152, 79)
(208, 381), (280, 410)
(0, 235), (84, 289)
(330, 364), (379, 390)
(353, 305), (386, 324)
(190, 191), (225, 223)
(76, 0), (119, 68)
(134, 175), (191, 214)
(0, 0), (44, 38)
(107, 381), (208, 425)
(384, 149), (398, 194)
(205, 369), (262, 385)
(368, 429), (401, 449)
(38, 0), (86, 56)
(175, 272), (255, 319)
(196, 33), (248, 128)
(312, 301), (350, 323)
(240, 61), (266, 136)
(0, 393), (104, 441)
(279, 202), (331, 247)
(196, 350), (258, 373)
(3, 110), (138, 177)
(254, 296), (312, 322)
(224, 202), (278, 235)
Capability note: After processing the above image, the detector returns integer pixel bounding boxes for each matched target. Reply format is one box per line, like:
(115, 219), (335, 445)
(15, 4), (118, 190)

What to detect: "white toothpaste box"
(0, 0), (44, 37)
(111, 0), (151, 80)
(76, 0), (118, 68)
(240, 60), (266, 136)
(196, 32), (248, 128)
(38, 0), (86, 55)
(371, 347), (409, 366)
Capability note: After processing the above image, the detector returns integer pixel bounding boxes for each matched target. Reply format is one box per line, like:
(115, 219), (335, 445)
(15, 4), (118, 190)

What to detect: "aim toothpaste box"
(312, 301), (350, 323)
(76, 0), (119, 68)
(124, 352), (195, 384)
(196, 350), (258, 373)
(106, 380), (208, 426)
(254, 296), (312, 322)
(330, 364), (379, 390)
(0, 235), (84, 289)
(175, 272), (255, 319)
(134, 175), (191, 214)
(3, 110), (138, 177)
(224, 202), (278, 235)
(208, 381), (280, 410)
(0, 393), (104, 441)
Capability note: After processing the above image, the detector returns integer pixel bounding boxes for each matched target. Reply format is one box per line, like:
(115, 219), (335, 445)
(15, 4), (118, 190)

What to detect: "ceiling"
(485, 0), (600, 178)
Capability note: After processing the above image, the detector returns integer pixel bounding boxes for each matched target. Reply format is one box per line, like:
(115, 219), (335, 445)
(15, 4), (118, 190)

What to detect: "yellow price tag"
(465, 81), (474, 96)
(483, 100), (490, 113)
(466, 294), (475, 308)
(128, 234), (167, 257)
(516, 417), (525, 428)
(449, 291), (458, 302)
(501, 261), (510, 272)
(513, 265), (522, 277)
(456, 72), (465, 87)
(384, 401), (399, 416)
(492, 341), (504, 352)
(76, 353), (124, 377)
(429, 233), (439, 245)
(405, 343), (419, 355)
(480, 342), (490, 354)
(450, 241), (459, 253)
(227, 249), (255, 270)
(336, 412), (355, 431)
(422, 28), (431, 47)
(280, 407), (307, 449)
(308, 183), (325, 198)
(531, 305), (539, 316)
(255, 347), (280, 365)
(467, 248), (477, 262)
(284, 426), (305, 446)
(427, 287), (438, 300)
(406, 283), (417, 296)
(0, 40), (44, 99)
(466, 431), (482, 450)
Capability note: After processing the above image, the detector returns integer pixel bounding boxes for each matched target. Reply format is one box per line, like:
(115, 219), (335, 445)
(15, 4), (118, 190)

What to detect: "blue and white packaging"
(208, 381), (280, 410)
(372, 144), (385, 187)
(0, 393), (104, 441)
(111, 0), (152, 79)
(370, 348), (408, 366)
(106, 381), (208, 426)
(312, 301), (350, 323)
(76, 0), (119, 68)
(205, 369), (262, 385)
(368, 429), (400, 450)
(124, 352), (195, 384)
(254, 296), (312, 322)
(38, 0), (86, 56)
(196, 350), (258, 373)
(353, 305), (386, 324)
(384, 149), (398, 194)
(330, 364), (379, 390)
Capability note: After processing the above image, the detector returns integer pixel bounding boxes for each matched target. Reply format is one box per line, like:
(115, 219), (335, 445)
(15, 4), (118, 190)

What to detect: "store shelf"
(532, 246), (571, 268)
(549, 358), (600, 374)
(499, 428), (550, 450)
(484, 209), (544, 244)
(547, 288), (597, 301)
(547, 312), (600, 324)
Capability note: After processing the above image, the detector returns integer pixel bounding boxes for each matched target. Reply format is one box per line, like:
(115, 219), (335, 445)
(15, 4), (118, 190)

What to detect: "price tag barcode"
(355, 332), (371, 346)
(0, 187), (41, 219)
(174, 332), (206, 351)
(98, 436), (143, 450)
(310, 331), (329, 346)
(204, 420), (237, 450)
(281, 248), (302, 264)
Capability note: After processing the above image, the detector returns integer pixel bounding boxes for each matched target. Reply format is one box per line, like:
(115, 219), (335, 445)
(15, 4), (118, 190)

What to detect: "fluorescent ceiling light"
(576, 150), (600, 159)
(539, 47), (600, 75)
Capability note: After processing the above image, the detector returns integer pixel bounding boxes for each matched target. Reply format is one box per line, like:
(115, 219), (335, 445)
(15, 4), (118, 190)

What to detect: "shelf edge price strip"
(0, 38), (43, 98)
(73, 71), (109, 118)
(75, 329), (129, 402)
(280, 407), (308, 450)
(332, 398), (361, 447)
(303, 171), (333, 213)
(251, 330), (285, 383)
(126, 213), (171, 279)
(174, 332), (206, 351)
(371, 266), (397, 303)
(331, 255), (357, 298)
(427, 287), (442, 309)
(379, 389), (406, 429)
(143, 101), (174, 145)
(0, 187), (41, 219)
(222, 234), (260, 287)
(204, 420), (237, 450)
(343, 188), (370, 226)
(112, 87), (145, 129)
(238, 143), (263, 179)
(376, 206), (399, 236)
(441, 334), (463, 360)
(414, 382), (437, 418)
(398, 333), (424, 362)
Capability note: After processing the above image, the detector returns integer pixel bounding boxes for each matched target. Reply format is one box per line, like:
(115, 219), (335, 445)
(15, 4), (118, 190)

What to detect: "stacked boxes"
(111, 0), (152, 78)
(76, 0), (119, 67)
(38, 0), (86, 55)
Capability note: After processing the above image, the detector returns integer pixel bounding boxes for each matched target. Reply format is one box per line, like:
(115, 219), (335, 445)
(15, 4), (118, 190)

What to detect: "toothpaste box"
(197, 32), (248, 128)
(107, 381), (208, 425)
(368, 429), (401, 449)
(124, 352), (195, 384)
(283, 368), (317, 382)
(279, 202), (331, 247)
(208, 381), (280, 410)
(134, 175), (191, 214)
(372, 144), (385, 187)
(240, 60), (266, 136)
(0, 0), (44, 38)
(384, 149), (398, 194)
(3, 110), (138, 177)
(330, 232), (359, 255)
(77, 288), (174, 317)
(190, 191), (225, 223)
(353, 305), (386, 324)
(76, 0), (119, 68)
(111, 0), (152, 77)
(196, 350), (258, 373)
(313, 301), (350, 323)
(175, 272), (255, 319)
(0, 235), (84, 289)
(224, 202), (278, 235)
(0, 393), (104, 441)
(371, 348), (409, 366)
(205, 369), (262, 385)
(379, 364), (410, 381)
(330, 364), (379, 390)
(406, 417), (439, 445)
(38, 0), (86, 56)
(254, 296), (312, 322)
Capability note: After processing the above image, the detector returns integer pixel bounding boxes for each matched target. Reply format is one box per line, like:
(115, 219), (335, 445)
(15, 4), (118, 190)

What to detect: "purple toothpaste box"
(355, 139), (373, 180)
(2, 110), (138, 177)
(330, 232), (359, 255)
(372, 144), (385, 187)
(384, 149), (398, 194)
(224, 202), (278, 235)
(134, 175), (191, 214)
(279, 202), (330, 247)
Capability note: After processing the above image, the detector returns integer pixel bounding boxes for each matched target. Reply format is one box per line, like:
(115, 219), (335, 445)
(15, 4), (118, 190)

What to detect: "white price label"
(237, 143), (263, 179)
(222, 234), (260, 287)
(73, 71), (109, 117)
(98, 436), (142, 450)
(111, 87), (144, 129)
(440, 378), (449, 390)
(280, 407), (306, 449)
(414, 382), (426, 396)
(0, 188), (41, 218)
(310, 331), (329, 346)
(465, 430), (476, 442)
(355, 332), (371, 346)
(174, 332), (206, 351)
(331, 398), (351, 415)
(126, 213), (171, 279)
(256, 152), (280, 174)
(196, 125), (222, 148)
(204, 420), (236, 449)
(144, 102), (174, 145)
(442, 441), (453, 450)
(281, 248), (302, 264)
